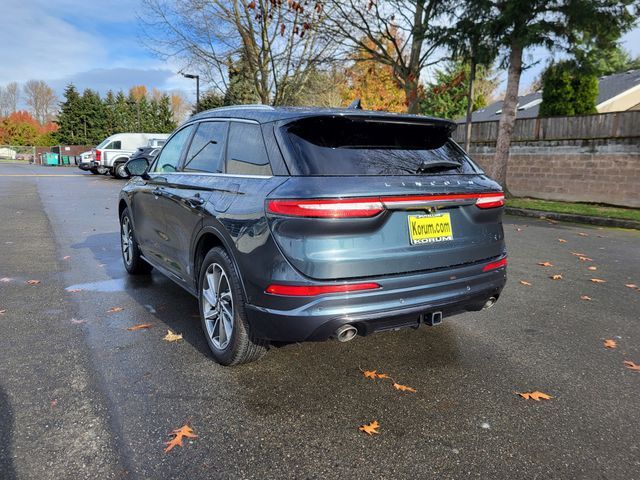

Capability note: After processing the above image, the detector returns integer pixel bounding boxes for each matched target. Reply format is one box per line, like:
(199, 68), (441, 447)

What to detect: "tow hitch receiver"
(425, 311), (443, 326)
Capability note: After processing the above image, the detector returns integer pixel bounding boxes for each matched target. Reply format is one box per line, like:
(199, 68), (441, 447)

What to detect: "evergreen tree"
(104, 90), (117, 136)
(194, 90), (224, 114)
(540, 61), (598, 117)
(223, 53), (260, 106)
(114, 91), (130, 132)
(156, 94), (177, 131)
(55, 84), (83, 144)
(79, 89), (107, 144)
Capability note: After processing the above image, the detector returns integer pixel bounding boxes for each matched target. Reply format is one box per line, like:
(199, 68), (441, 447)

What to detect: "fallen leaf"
(625, 284), (638, 289)
(63, 256), (70, 260)
(580, 295), (592, 301)
(359, 420), (380, 436)
(519, 280), (532, 286)
(517, 391), (553, 401)
(588, 266), (597, 271)
(362, 370), (379, 380)
(516, 228), (523, 232)
(550, 274), (563, 280)
(164, 425), (198, 453)
(546, 219), (558, 225)
(570, 252), (586, 257)
(127, 323), (152, 331)
(578, 256), (593, 262)
(107, 306), (124, 313)
(603, 339), (617, 349)
(376, 373), (390, 379)
(164, 330), (183, 342)
(26, 280), (41, 285)
(0, 309), (6, 315)
(70, 318), (86, 324)
(537, 261), (554, 267)
(557, 238), (567, 243)
(50, 399), (57, 408)
(578, 232), (589, 237)
(68, 288), (83, 293)
(623, 361), (640, 372)
(393, 382), (417, 393)
(590, 278), (606, 284)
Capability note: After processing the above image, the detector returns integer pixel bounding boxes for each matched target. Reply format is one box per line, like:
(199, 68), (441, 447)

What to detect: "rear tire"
(120, 208), (152, 275)
(198, 247), (267, 366)
(89, 168), (99, 175)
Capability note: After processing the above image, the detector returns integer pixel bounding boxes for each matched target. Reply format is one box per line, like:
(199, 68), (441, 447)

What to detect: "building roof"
(466, 69), (640, 123)
(189, 105), (456, 129)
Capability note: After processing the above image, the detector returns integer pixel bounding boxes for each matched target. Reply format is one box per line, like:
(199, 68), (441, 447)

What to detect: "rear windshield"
(282, 116), (479, 176)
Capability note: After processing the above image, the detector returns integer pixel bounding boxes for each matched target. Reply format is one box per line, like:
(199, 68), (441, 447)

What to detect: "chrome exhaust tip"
(335, 324), (358, 342)
(483, 296), (497, 310)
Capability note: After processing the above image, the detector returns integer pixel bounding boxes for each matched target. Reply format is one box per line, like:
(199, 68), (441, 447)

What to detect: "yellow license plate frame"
(408, 213), (454, 245)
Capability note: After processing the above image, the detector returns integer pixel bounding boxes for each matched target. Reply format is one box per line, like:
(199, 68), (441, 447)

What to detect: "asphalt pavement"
(1, 162), (639, 479)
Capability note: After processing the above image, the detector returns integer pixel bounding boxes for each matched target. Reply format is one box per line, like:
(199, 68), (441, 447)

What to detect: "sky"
(2, 0), (640, 107)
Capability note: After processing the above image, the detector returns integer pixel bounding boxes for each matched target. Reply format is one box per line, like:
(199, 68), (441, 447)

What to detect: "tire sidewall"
(198, 248), (245, 365)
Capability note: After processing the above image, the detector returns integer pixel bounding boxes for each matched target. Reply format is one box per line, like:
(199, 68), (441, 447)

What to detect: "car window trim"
(147, 171), (273, 179)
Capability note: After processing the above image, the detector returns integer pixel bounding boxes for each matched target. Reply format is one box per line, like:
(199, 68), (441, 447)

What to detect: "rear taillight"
(267, 198), (384, 218)
(267, 192), (504, 217)
(265, 282), (381, 296)
(95, 149), (102, 163)
(482, 257), (507, 272)
(475, 193), (504, 209)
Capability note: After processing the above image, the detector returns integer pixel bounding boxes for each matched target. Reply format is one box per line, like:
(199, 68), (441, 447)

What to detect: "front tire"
(199, 247), (267, 366)
(115, 162), (129, 179)
(120, 208), (152, 274)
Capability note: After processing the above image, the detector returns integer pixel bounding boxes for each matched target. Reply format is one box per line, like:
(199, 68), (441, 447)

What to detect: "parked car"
(90, 133), (169, 177)
(118, 106), (507, 366)
(118, 145), (163, 179)
(76, 151), (94, 171)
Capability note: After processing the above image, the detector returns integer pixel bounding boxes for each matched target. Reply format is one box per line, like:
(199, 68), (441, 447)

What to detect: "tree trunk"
(405, 73), (420, 114)
(492, 40), (523, 192)
(464, 55), (477, 153)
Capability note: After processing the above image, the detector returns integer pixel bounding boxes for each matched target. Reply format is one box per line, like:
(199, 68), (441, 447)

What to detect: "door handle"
(187, 194), (205, 207)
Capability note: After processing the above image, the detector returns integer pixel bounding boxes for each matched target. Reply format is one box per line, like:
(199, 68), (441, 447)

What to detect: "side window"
(226, 123), (272, 176)
(106, 140), (121, 149)
(183, 122), (227, 173)
(152, 126), (194, 173)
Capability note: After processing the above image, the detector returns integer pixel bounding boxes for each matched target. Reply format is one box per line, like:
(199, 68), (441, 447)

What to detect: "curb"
(505, 207), (640, 230)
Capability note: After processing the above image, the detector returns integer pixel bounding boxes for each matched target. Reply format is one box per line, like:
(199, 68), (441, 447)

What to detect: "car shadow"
(0, 385), (16, 480)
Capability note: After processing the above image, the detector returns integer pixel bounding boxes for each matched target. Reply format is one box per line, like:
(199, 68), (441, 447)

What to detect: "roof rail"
(210, 104), (275, 112)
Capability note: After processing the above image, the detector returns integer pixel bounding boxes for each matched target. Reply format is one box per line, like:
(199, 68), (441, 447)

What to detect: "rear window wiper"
(416, 160), (461, 174)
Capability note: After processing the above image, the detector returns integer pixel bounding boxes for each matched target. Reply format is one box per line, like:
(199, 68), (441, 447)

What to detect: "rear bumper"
(245, 260), (507, 342)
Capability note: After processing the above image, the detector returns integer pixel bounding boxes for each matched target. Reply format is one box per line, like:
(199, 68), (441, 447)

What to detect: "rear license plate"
(408, 213), (453, 244)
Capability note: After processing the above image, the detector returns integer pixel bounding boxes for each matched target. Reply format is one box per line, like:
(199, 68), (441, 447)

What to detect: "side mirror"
(125, 157), (150, 178)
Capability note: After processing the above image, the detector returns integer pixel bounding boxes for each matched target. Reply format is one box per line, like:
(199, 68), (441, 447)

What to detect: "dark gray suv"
(119, 106), (507, 365)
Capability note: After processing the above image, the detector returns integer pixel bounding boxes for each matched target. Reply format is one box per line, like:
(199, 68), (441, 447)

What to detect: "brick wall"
(470, 141), (640, 208)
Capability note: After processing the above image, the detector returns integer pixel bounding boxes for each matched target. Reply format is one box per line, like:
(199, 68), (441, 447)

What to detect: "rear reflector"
(267, 198), (384, 218)
(265, 282), (381, 296)
(475, 193), (504, 209)
(482, 257), (507, 272)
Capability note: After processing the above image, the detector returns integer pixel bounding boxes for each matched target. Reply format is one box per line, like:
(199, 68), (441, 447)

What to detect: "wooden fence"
(452, 111), (640, 144)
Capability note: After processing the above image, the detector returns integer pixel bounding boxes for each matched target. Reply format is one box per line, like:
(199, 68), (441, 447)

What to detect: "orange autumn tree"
(340, 38), (405, 113)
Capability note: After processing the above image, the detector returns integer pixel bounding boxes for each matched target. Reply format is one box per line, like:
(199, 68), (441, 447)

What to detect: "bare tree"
(140, 0), (334, 105)
(170, 92), (192, 123)
(323, 0), (452, 113)
(23, 80), (57, 124)
(0, 82), (20, 117)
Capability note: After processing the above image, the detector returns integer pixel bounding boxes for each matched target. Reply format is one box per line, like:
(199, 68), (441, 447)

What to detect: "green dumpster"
(61, 155), (70, 165)
(43, 153), (59, 166)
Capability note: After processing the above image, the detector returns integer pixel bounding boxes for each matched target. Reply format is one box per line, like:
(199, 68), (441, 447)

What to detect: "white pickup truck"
(90, 133), (169, 177)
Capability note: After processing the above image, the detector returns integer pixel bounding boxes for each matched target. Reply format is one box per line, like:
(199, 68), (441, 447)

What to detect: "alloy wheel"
(202, 263), (234, 350)
(121, 216), (132, 266)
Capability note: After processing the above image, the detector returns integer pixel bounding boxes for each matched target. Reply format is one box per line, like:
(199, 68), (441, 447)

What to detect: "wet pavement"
(1, 162), (639, 479)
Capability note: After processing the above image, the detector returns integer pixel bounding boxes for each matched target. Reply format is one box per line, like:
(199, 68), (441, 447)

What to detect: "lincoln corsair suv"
(118, 105), (507, 365)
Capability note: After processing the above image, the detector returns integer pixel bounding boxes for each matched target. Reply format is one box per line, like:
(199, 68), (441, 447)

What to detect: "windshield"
(96, 138), (112, 149)
(282, 116), (479, 176)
